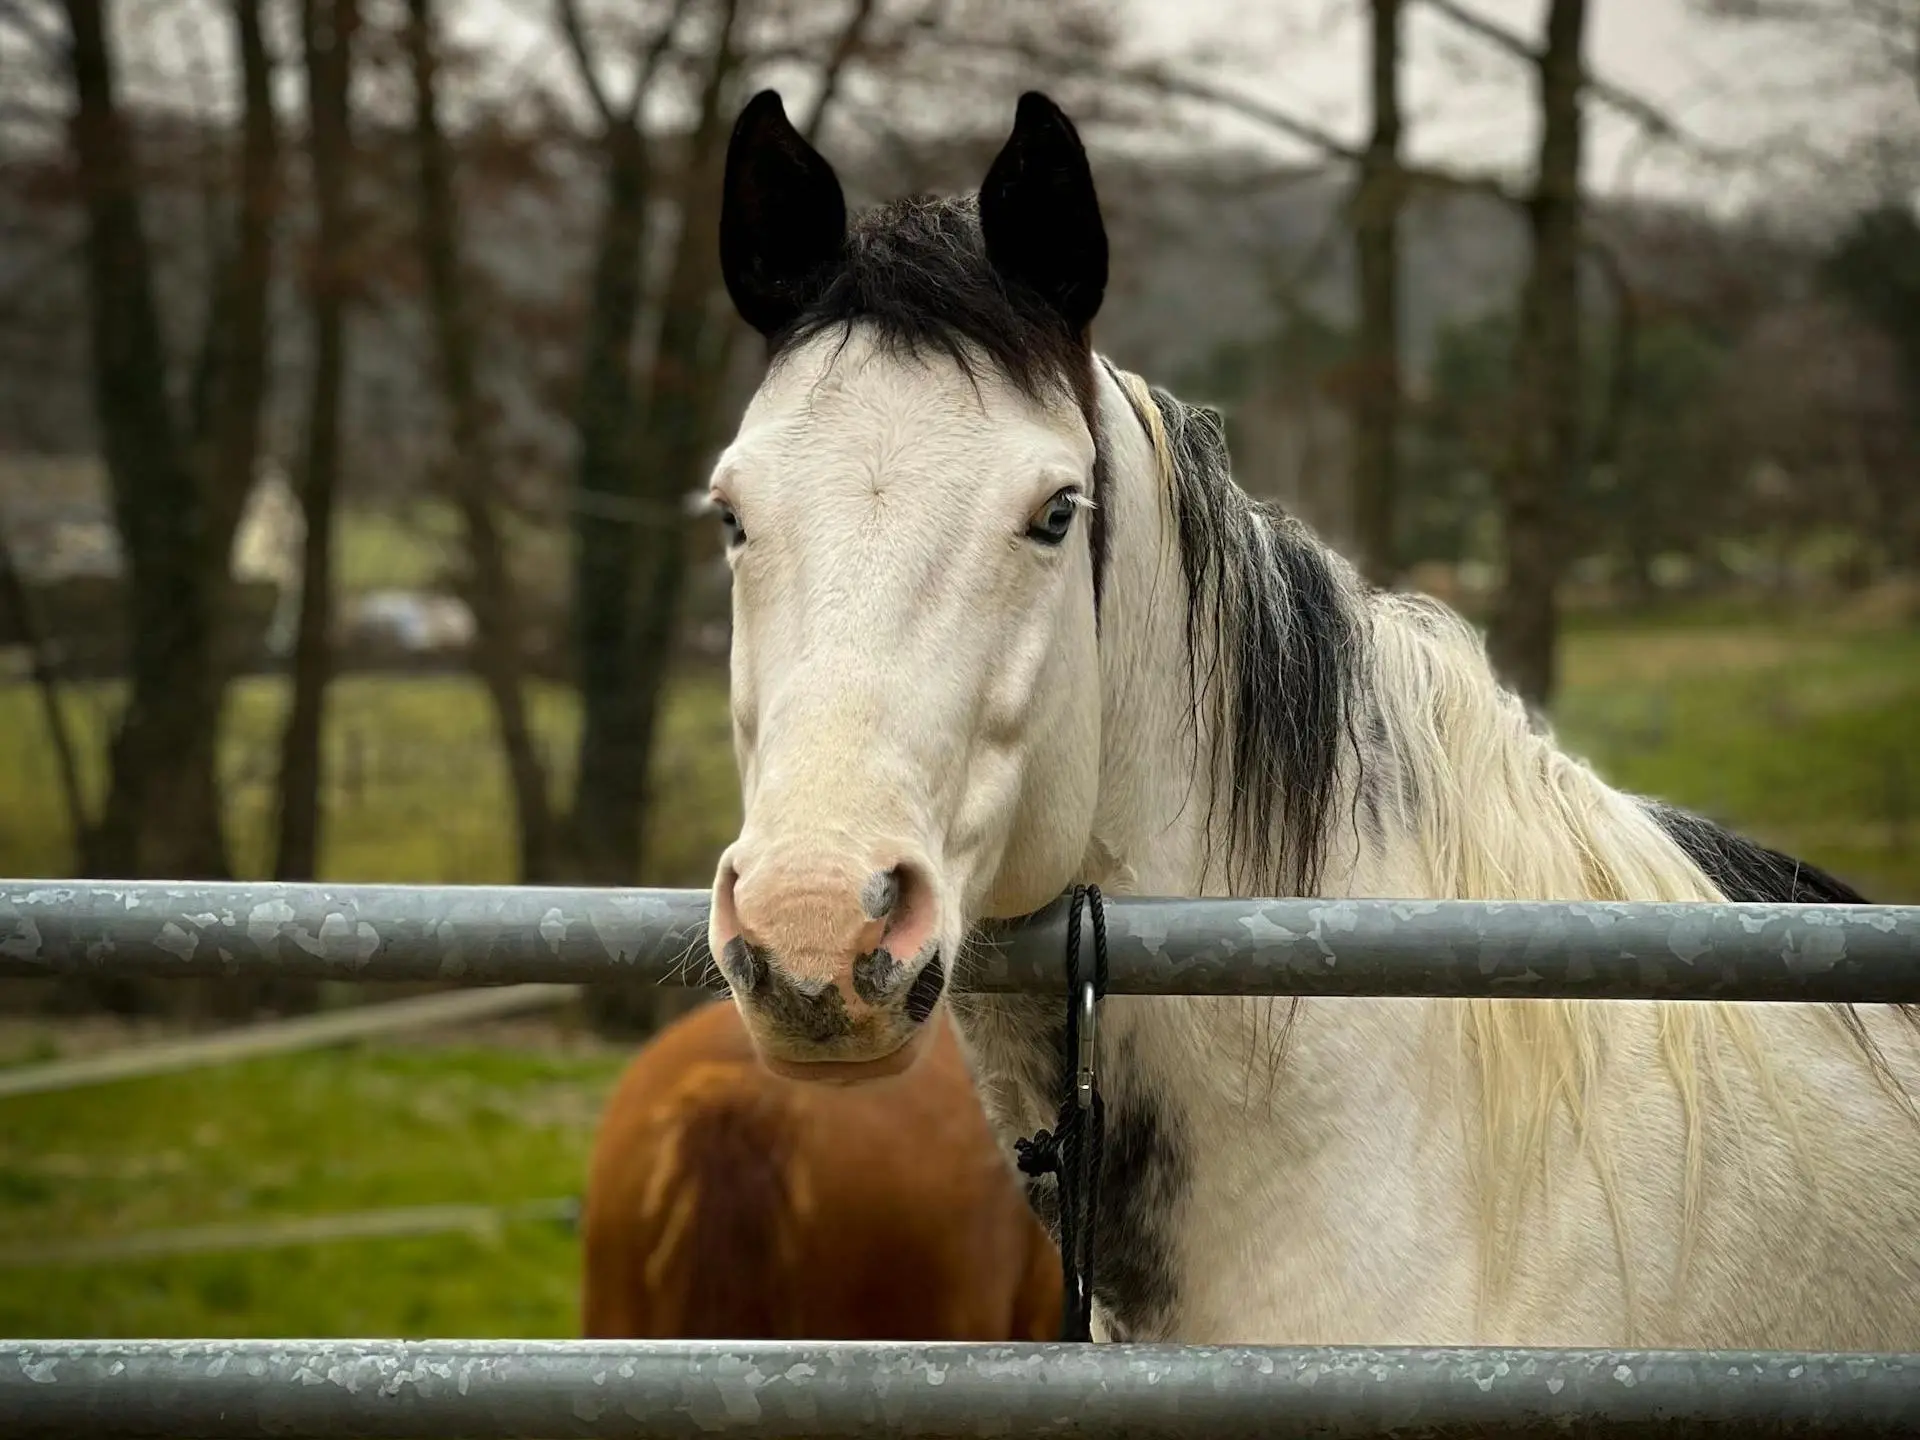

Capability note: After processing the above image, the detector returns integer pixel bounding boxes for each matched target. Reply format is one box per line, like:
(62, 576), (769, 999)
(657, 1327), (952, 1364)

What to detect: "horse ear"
(720, 90), (848, 338)
(979, 91), (1108, 336)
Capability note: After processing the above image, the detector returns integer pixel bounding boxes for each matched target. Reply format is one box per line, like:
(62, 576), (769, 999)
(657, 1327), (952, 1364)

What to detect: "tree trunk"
(1588, 243), (1644, 606)
(273, 0), (357, 882)
(566, 5), (746, 1035)
(562, 0), (871, 898)
(564, 0), (744, 890)
(406, 0), (559, 882)
(1487, 0), (1587, 710)
(563, 115), (655, 887)
(1349, 0), (1404, 588)
(63, 0), (228, 880)
(620, 134), (734, 818)
(192, 0), (282, 577)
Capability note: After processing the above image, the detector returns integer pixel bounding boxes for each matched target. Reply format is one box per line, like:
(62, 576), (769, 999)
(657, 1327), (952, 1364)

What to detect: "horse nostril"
(860, 867), (902, 920)
(903, 952), (946, 1024)
(851, 948), (905, 1004)
(720, 934), (770, 994)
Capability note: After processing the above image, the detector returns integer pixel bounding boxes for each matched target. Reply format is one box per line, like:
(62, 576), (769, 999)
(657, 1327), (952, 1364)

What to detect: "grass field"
(1553, 609), (1920, 903)
(0, 670), (739, 888)
(0, 1038), (628, 1336)
(1, 607), (1913, 897)
(0, 605), (1916, 1339)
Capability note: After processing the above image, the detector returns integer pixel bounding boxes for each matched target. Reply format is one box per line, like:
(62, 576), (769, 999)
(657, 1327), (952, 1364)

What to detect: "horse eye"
(715, 503), (746, 548)
(1026, 488), (1078, 547)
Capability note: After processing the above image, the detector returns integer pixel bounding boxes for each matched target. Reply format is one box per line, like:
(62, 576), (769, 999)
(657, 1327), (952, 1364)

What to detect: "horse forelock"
(759, 194), (1112, 610)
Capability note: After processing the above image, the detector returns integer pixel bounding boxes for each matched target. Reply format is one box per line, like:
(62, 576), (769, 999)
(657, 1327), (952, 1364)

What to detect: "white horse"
(701, 89), (1920, 1349)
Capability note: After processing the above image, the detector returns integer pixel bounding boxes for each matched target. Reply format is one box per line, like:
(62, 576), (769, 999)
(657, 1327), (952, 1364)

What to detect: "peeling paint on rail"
(0, 1340), (1915, 1438)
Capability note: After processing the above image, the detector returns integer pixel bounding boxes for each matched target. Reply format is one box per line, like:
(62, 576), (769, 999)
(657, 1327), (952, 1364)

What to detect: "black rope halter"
(1013, 883), (1109, 1343)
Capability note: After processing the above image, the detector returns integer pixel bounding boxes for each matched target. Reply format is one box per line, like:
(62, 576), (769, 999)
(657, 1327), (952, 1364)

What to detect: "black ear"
(978, 92), (1108, 336)
(720, 90), (848, 338)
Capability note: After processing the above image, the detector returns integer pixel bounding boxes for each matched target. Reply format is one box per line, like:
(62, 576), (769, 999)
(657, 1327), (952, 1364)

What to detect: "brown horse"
(581, 997), (1060, 1340)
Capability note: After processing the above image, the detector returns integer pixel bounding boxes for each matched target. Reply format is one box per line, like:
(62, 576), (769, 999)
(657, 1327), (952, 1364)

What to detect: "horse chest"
(1082, 1076), (1188, 1340)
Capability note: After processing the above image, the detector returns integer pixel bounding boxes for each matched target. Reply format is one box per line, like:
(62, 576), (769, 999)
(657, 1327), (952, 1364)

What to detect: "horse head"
(705, 91), (1111, 1080)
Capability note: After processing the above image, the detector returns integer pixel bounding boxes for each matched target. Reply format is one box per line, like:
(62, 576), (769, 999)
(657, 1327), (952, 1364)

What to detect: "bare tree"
(1412, 0), (1790, 697)
(60, 0), (280, 878)
(1421, 0), (1736, 163)
(274, 0), (359, 881)
(559, 0), (882, 889)
(1486, 0), (1587, 707)
(561, 0), (718, 889)
(405, 0), (562, 882)
(1347, 0), (1405, 586)
(191, 0), (281, 570)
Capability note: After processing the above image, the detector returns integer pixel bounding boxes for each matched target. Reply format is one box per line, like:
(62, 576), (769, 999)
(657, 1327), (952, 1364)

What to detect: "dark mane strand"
(1143, 386), (1366, 897)
(1647, 800), (1920, 1115)
(1646, 802), (1869, 904)
(767, 194), (1111, 609)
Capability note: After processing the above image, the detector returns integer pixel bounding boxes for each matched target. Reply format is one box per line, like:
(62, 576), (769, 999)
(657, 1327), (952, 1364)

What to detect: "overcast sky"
(44, 0), (1909, 218)
(1122, 0), (1915, 209)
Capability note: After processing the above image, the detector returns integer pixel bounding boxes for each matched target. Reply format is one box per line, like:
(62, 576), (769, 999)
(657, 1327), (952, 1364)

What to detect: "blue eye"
(1027, 488), (1078, 546)
(716, 502), (746, 547)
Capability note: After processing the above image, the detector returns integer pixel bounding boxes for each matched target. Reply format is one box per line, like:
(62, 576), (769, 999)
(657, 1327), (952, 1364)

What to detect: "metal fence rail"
(3, 1339), (1916, 1439)
(7, 886), (1920, 1438)
(5, 879), (1920, 1000)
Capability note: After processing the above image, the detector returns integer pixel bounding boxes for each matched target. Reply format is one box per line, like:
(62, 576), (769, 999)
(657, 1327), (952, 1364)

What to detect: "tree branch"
(1418, 0), (1741, 165)
(924, 36), (1523, 207)
(800, 0), (878, 142)
(1704, 0), (1920, 109)
(197, 0), (280, 561)
(554, 0), (615, 128)
(624, 0), (697, 126)
(1116, 60), (1362, 161)
(0, 0), (63, 58)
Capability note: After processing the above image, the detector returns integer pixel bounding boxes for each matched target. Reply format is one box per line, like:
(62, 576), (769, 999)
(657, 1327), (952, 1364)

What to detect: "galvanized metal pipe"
(4, 880), (1920, 1001)
(2, 1340), (1915, 1438)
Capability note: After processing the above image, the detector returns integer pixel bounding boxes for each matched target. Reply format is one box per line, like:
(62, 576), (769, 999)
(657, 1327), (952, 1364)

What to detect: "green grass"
(1554, 617), (1920, 902)
(333, 505), (463, 593)
(0, 671), (739, 888)
(0, 1043), (628, 1336)
(332, 502), (565, 596)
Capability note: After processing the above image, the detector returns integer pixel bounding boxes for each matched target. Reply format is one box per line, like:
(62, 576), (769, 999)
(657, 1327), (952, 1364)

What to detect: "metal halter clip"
(1075, 977), (1098, 1112)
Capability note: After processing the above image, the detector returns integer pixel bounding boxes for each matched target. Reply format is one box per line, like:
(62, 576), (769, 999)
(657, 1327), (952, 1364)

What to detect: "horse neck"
(1083, 358), (1718, 911)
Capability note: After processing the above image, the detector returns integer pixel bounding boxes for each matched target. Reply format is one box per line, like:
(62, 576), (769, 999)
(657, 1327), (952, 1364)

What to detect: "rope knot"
(1014, 1129), (1060, 1178)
